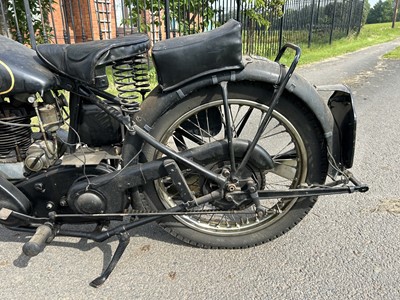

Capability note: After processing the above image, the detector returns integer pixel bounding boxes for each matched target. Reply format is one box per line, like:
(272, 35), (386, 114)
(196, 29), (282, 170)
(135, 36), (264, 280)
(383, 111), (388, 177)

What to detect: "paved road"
(1, 40), (400, 299)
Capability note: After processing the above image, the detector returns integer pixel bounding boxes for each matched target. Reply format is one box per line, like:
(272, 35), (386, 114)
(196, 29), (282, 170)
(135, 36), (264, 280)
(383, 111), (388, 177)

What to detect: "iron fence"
(0, 0), (365, 57)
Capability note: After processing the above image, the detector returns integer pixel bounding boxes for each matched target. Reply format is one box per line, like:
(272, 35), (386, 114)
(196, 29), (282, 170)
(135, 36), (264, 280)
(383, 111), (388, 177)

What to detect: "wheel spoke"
(271, 158), (298, 180)
(175, 127), (205, 146)
(205, 109), (212, 143)
(195, 114), (205, 141)
(235, 105), (254, 137)
(154, 98), (308, 236)
(173, 130), (188, 151)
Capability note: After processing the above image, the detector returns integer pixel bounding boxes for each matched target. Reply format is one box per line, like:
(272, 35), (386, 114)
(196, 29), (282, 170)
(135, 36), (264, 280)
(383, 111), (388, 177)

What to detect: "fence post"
(23, 0), (37, 48)
(346, 0), (354, 36)
(236, 0), (240, 21)
(164, 0), (171, 39)
(38, 0), (48, 43)
(0, 0), (9, 37)
(11, 0), (23, 43)
(308, 0), (315, 48)
(59, 0), (71, 44)
(315, 0), (321, 26)
(329, 0), (337, 44)
(48, 0), (58, 43)
(278, 4), (284, 51)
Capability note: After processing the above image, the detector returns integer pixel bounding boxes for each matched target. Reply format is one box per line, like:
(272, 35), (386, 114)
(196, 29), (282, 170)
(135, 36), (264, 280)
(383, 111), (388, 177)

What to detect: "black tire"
(140, 82), (328, 248)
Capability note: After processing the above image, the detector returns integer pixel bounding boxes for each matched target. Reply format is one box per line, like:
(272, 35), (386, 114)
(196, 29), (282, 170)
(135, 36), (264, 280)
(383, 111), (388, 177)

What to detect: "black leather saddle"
(152, 19), (243, 91)
(36, 34), (150, 85)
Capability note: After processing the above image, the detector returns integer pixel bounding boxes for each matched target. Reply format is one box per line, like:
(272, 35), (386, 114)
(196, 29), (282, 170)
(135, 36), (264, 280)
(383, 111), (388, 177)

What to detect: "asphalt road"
(1, 40), (400, 299)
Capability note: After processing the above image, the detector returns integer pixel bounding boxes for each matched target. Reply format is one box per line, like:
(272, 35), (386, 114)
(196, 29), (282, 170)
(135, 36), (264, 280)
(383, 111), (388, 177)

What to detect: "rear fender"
(124, 56), (341, 175)
(318, 84), (357, 169)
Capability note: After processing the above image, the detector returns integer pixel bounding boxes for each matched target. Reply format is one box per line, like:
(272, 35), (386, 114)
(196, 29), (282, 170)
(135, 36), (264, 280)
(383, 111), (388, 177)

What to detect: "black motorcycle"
(0, 19), (368, 287)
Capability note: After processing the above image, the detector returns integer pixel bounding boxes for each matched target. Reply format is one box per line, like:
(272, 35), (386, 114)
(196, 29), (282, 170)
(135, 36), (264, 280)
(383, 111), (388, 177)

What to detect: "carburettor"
(24, 101), (61, 172)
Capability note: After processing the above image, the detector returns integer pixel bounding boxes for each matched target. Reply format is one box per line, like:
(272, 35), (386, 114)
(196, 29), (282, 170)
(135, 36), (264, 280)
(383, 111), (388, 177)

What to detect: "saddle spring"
(112, 54), (151, 114)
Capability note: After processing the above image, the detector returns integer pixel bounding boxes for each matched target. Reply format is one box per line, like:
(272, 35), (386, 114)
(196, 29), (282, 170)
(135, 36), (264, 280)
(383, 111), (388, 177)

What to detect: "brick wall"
(51, 0), (116, 44)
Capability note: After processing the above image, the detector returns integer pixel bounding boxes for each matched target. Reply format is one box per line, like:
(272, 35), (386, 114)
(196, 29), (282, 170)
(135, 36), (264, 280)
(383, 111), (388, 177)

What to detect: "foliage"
(243, 0), (285, 28)
(168, 0), (217, 33)
(367, 0), (398, 23)
(124, 0), (285, 35)
(362, 0), (371, 25)
(5, 0), (53, 44)
(241, 0), (285, 54)
(123, 0), (218, 34)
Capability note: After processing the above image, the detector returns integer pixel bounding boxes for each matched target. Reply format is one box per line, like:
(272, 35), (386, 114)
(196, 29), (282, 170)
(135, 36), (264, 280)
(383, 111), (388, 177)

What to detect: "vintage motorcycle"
(0, 19), (368, 287)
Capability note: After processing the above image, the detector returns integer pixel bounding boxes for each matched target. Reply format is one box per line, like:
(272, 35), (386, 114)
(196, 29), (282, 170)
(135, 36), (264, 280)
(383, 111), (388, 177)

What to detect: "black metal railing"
(1, 0), (365, 57)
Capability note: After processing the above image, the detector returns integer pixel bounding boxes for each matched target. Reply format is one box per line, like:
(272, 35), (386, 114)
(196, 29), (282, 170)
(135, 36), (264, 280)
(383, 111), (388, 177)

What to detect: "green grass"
(383, 46), (400, 59)
(280, 22), (400, 66)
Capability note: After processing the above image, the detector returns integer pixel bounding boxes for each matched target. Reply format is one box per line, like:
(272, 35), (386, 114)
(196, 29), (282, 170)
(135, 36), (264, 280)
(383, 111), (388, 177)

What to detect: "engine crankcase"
(15, 164), (114, 217)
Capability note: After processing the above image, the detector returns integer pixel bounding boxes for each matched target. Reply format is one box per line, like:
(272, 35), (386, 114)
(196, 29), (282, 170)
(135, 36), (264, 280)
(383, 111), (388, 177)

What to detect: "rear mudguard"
(124, 55), (347, 176)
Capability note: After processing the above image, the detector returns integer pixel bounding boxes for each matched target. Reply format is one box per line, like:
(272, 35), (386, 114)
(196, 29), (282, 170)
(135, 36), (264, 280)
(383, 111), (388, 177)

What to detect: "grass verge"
(383, 46), (400, 59)
(280, 22), (400, 66)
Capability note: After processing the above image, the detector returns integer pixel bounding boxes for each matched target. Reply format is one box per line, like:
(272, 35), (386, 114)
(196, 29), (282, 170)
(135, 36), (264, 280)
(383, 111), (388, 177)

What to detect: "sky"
(368, 0), (379, 7)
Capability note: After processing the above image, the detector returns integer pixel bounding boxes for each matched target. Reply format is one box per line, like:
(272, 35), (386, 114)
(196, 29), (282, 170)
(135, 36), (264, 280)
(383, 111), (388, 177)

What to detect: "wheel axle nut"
(226, 184), (236, 192)
(222, 169), (230, 177)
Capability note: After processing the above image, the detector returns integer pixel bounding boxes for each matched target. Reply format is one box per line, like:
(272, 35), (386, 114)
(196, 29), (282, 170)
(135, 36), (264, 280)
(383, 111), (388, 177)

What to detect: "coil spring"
(112, 54), (151, 114)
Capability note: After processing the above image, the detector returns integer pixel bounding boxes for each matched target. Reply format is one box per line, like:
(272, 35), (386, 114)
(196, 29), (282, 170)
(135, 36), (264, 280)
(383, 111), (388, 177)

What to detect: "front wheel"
(141, 82), (328, 248)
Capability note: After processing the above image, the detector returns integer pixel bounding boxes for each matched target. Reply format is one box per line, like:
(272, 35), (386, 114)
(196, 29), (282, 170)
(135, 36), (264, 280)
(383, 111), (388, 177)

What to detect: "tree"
(362, 0), (371, 25)
(243, 0), (284, 28)
(367, 0), (395, 23)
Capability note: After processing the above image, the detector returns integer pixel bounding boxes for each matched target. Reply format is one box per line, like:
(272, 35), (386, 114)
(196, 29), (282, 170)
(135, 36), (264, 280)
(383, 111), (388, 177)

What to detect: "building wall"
(51, 0), (116, 44)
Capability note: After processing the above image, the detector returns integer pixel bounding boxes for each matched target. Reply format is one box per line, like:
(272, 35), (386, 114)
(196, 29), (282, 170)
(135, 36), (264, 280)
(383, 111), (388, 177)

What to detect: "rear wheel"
(141, 83), (328, 248)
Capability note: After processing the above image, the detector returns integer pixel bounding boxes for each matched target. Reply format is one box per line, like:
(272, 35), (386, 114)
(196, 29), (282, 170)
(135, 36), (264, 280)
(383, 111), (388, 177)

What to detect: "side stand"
(90, 231), (131, 288)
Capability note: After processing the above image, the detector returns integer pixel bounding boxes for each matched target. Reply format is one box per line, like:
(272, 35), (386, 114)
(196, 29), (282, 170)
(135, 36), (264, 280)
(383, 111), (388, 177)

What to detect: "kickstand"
(90, 232), (130, 288)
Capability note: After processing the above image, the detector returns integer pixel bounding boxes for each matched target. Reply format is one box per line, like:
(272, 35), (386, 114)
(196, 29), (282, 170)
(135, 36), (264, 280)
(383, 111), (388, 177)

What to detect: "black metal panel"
(328, 90), (357, 169)
(77, 103), (122, 147)
(16, 165), (113, 217)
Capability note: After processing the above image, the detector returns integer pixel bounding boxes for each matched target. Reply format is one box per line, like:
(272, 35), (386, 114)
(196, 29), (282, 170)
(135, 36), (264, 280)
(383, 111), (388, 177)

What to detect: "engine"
(0, 100), (60, 180)
(0, 104), (33, 162)
(0, 94), (128, 217)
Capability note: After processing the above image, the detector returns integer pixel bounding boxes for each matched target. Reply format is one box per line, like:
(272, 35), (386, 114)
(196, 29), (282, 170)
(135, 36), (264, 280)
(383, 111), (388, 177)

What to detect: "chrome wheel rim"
(154, 99), (308, 236)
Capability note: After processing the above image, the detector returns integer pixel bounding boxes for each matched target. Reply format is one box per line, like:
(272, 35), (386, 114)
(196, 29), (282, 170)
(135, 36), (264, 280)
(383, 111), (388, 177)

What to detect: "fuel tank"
(0, 36), (57, 97)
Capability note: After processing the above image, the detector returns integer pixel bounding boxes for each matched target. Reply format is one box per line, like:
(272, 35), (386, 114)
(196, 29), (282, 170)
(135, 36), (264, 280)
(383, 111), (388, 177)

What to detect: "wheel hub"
(200, 160), (266, 210)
